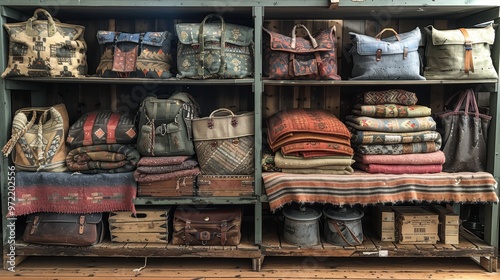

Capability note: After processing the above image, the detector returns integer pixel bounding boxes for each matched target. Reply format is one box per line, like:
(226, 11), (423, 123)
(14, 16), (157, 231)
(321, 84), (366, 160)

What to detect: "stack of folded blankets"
(346, 89), (445, 174)
(133, 156), (200, 184)
(266, 108), (354, 174)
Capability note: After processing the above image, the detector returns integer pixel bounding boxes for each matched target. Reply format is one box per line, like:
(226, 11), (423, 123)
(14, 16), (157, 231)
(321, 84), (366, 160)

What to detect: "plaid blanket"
(262, 171), (498, 211)
(12, 171), (137, 216)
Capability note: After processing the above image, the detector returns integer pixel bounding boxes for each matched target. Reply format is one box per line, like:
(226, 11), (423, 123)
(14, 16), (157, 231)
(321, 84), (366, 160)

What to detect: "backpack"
(136, 92), (199, 156)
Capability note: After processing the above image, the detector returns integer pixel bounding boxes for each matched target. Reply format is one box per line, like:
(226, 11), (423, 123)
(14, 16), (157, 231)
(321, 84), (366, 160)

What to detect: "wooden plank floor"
(0, 255), (499, 279)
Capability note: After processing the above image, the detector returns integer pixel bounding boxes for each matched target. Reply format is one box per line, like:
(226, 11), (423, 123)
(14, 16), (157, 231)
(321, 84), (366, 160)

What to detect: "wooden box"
(197, 175), (255, 196)
(109, 207), (172, 243)
(429, 205), (460, 245)
(137, 177), (196, 197)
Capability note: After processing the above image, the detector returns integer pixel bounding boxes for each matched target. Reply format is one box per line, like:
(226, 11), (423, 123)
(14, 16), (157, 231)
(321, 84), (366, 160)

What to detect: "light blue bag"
(349, 27), (425, 80)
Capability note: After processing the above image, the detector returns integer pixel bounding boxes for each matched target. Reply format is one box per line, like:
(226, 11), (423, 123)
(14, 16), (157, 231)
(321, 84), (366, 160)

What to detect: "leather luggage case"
(137, 177), (196, 197)
(172, 206), (242, 246)
(197, 175), (254, 196)
(23, 213), (104, 246)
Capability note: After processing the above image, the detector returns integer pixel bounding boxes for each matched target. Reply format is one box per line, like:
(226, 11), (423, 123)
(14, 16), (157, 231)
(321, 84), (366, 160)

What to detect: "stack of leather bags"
(266, 108), (354, 174)
(346, 89), (445, 174)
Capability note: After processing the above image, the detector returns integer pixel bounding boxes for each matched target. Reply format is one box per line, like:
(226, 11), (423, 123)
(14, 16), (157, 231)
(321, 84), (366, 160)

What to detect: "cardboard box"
(429, 205), (460, 244)
(109, 207), (172, 243)
(372, 206), (395, 241)
(393, 206), (439, 244)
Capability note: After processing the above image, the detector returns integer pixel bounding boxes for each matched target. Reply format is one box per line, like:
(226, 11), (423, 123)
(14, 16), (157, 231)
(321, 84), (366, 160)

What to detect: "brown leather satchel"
(172, 206), (242, 246)
(23, 213), (104, 246)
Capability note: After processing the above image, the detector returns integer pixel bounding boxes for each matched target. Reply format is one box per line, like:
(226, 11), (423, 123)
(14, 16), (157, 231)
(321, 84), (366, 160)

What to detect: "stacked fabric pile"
(266, 108), (354, 174)
(133, 156), (200, 184)
(347, 89), (445, 174)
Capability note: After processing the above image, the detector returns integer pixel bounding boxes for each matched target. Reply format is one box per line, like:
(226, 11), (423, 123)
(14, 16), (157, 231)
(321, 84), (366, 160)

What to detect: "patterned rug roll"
(350, 129), (441, 145)
(356, 89), (418, 105)
(66, 144), (140, 173)
(346, 115), (436, 133)
(353, 140), (441, 155)
(352, 104), (431, 118)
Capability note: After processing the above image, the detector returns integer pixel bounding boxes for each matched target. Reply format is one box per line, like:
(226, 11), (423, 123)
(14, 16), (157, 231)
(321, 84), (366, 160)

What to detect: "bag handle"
(1, 110), (37, 157)
(198, 14), (226, 77)
(26, 8), (56, 37)
(291, 24), (318, 49)
(209, 108), (235, 118)
(328, 219), (363, 246)
(207, 108), (238, 129)
(375, 28), (401, 41)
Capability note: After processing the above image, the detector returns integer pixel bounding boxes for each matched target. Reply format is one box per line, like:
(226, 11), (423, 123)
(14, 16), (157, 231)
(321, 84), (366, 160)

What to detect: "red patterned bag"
(263, 24), (340, 80)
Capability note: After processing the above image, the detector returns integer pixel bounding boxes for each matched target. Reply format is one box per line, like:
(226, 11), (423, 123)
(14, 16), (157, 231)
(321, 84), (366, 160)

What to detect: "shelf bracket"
(329, 0), (340, 9)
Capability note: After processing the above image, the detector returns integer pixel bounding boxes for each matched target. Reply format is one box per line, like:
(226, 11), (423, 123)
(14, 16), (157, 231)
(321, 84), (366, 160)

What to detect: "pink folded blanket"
(355, 163), (442, 174)
(354, 151), (446, 165)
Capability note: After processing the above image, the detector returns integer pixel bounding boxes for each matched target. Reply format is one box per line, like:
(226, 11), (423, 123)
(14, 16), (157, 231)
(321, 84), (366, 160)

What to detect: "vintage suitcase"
(172, 206), (242, 246)
(197, 175), (254, 196)
(109, 207), (172, 243)
(137, 176), (196, 197)
(23, 213), (104, 246)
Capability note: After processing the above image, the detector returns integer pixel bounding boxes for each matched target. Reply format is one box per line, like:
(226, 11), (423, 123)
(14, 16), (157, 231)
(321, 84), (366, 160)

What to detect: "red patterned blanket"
(262, 171), (498, 211)
(12, 171), (137, 216)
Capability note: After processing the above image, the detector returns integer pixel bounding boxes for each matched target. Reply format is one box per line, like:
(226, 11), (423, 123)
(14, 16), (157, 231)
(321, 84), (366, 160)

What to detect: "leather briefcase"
(172, 206), (242, 246)
(23, 213), (104, 246)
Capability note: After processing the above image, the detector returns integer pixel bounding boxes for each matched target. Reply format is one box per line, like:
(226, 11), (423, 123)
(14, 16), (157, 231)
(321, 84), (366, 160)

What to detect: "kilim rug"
(262, 171), (498, 211)
(12, 171), (137, 216)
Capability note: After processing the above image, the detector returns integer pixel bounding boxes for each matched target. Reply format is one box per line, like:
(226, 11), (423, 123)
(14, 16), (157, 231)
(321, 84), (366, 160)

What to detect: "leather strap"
(330, 220), (363, 246)
(106, 113), (121, 144)
(198, 14), (226, 77)
(78, 215), (85, 235)
(220, 220), (228, 245)
(83, 111), (98, 146)
(459, 28), (474, 74)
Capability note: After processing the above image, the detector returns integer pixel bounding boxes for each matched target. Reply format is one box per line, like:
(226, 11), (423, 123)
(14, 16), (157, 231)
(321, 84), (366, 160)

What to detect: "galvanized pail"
(323, 206), (364, 246)
(282, 206), (322, 247)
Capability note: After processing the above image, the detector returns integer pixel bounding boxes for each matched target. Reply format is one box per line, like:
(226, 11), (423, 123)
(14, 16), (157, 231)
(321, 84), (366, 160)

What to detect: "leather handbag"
(172, 206), (242, 246)
(23, 213), (104, 246)
(263, 24), (341, 80)
(2, 104), (69, 172)
(349, 27), (425, 80)
(175, 14), (254, 79)
(136, 92), (200, 156)
(424, 24), (498, 80)
(192, 108), (255, 175)
(96, 31), (174, 78)
(66, 111), (137, 149)
(2, 8), (87, 78)
(434, 88), (491, 172)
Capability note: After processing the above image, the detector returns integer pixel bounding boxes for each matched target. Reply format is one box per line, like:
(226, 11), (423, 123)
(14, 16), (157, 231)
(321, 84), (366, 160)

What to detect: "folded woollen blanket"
(274, 150), (354, 168)
(135, 158), (198, 174)
(350, 129), (441, 145)
(346, 115), (436, 133)
(280, 141), (354, 158)
(281, 167), (354, 175)
(137, 156), (192, 167)
(352, 104), (431, 118)
(66, 144), (140, 173)
(354, 150), (446, 165)
(135, 167), (201, 183)
(354, 140), (441, 155)
(356, 89), (418, 105)
(354, 163), (443, 174)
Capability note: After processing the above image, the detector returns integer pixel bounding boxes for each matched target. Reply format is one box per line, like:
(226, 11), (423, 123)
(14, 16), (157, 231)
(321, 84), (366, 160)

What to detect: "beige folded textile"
(274, 150), (354, 169)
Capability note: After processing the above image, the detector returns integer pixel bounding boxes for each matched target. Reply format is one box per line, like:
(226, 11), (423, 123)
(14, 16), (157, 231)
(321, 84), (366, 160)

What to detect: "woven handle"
(26, 8), (56, 37)
(291, 24), (318, 49)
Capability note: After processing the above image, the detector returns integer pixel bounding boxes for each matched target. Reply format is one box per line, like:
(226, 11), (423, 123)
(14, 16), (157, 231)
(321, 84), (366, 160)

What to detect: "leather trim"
(83, 111), (98, 146)
(106, 113), (120, 144)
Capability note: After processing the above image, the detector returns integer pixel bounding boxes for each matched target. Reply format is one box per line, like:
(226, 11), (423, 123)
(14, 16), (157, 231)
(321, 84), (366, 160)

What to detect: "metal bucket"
(323, 206), (364, 246)
(282, 206), (322, 247)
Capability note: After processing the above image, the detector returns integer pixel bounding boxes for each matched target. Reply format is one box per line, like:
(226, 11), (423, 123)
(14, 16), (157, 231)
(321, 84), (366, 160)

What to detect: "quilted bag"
(2, 104), (69, 172)
(349, 27), (425, 80)
(424, 24), (498, 80)
(96, 31), (174, 78)
(66, 111), (137, 148)
(263, 24), (341, 80)
(23, 213), (104, 246)
(2, 8), (87, 77)
(192, 108), (254, 175)
(172, 206), (242, 246)
(175, 14), (254, 79)
(136, 92), (200, 156)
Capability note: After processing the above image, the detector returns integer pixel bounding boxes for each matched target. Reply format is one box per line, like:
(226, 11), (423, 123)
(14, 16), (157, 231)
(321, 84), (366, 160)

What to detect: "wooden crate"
(197, 175), (254, 196)
(109, 207), (172, 243)
(137, 177), (196, 197)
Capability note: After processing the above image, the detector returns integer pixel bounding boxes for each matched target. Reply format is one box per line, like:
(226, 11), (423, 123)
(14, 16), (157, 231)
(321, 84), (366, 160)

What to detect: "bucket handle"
(329, 220), (363, 246)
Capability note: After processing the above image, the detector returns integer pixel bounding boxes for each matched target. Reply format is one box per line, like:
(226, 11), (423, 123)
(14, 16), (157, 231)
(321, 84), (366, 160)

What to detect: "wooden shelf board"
(263, 79), (499, 86)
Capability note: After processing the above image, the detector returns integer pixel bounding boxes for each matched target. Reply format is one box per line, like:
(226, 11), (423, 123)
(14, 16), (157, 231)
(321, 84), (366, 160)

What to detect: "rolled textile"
(350, 129), (441, 145)
(66, 144), (140, 173)
(354, 140), (441, 155)
(281, 141), (354, 158)
(267, 108), (350, 151)
(356, 89), (418, 105)
(135, 158), (198, 174)
(137, 156), (191, 167)
(354, 150), (446, 165)
(352, 104), (431, 118)
(135, 167), (201, 183)
(274, 150), (354, 169)
(346, 115), (436, 132)
(354, 163), (443, 174)
(281, 167), (354, 175)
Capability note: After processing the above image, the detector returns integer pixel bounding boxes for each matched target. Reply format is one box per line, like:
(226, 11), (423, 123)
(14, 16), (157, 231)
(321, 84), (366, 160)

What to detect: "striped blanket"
(262, 171), (498, 211)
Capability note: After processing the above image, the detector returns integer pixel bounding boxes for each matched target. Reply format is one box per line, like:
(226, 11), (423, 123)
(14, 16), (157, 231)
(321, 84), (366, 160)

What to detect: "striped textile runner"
(262, 171), (498, 211)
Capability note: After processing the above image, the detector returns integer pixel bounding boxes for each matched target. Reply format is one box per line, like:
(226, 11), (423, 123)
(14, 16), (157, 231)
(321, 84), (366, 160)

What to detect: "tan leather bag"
(192, 108), (254, 175)
(2, 104), (69, 172)
(172, 206), (242, 246)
